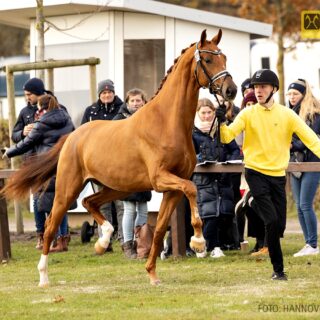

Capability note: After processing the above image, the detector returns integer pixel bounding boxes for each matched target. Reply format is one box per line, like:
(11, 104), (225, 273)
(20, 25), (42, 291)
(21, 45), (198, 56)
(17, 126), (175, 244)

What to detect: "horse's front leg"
(146, 190), (183, 285)
(38, 209), (64, 287)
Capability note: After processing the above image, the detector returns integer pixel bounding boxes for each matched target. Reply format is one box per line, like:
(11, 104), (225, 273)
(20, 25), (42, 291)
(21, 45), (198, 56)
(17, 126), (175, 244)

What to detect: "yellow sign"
(301, 11), (320, 39)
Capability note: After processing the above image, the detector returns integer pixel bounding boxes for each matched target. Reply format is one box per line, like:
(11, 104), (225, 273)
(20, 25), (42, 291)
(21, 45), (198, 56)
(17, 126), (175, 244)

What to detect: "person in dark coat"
(10, 78), (71, 250)
(192, 98), (240, 259)
(113, 88), (152, 259)
(81, 79), (124, 250)
(4, 94), (75, 252)
(81, 79), (123, 123)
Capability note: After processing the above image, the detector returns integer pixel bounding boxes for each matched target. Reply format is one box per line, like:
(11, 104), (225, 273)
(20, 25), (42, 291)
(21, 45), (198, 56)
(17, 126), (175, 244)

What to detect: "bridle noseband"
(194, 41), (232, 95)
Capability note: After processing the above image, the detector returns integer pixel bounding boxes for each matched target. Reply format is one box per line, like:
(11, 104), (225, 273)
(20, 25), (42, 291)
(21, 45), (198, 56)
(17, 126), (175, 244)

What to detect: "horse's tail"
(1, 134), (69, 200)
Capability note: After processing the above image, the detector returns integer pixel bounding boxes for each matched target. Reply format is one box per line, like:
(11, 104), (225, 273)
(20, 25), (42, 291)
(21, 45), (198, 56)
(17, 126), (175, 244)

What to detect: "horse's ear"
(199, 29), (207, 48)
(212, 29), (222, 45)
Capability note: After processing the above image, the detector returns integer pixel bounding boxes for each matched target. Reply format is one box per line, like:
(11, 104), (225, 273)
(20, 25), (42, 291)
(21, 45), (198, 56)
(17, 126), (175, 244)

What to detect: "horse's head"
(194, 29), (237, 101)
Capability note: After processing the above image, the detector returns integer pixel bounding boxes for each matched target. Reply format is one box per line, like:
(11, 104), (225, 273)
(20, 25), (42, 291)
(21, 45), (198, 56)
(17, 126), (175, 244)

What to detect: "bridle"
(194, 41), (232, 96)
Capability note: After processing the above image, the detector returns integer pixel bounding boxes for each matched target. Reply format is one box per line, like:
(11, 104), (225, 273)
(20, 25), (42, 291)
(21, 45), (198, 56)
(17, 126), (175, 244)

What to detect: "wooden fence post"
(0, 178), (11, 261)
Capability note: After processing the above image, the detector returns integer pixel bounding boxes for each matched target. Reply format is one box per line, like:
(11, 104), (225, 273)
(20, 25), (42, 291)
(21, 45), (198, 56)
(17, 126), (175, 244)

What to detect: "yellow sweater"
(220, 102), (320, 176)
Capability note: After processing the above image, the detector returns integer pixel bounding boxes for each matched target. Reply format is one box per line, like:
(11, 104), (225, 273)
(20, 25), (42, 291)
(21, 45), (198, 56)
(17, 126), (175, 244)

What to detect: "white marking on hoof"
(38, 254), (49, 287)
(150, 279), (161, 286)
(94, 220), (114, 254)
(190, 235), (206, 253)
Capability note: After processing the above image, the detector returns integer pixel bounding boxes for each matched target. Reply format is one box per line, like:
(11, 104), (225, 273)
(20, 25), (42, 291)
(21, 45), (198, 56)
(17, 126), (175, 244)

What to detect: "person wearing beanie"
(215, 69), (320, 281)
(11, 78), (71, 250)
(241, 78), (254, 97)
(11, 78), (46, 143)
(81, 79), (124, 252)
(81, 79), (122, 123)
(287, 79), (306, 110)
(287, 79), (320, 257)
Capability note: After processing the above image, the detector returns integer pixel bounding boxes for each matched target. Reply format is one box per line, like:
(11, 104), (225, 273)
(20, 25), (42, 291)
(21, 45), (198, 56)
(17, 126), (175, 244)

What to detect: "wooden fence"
(2, 162), (320, 260)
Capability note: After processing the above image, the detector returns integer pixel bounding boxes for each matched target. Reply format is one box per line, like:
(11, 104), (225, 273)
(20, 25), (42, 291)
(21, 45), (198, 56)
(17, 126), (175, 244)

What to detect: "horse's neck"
(155, 57), (199, 133)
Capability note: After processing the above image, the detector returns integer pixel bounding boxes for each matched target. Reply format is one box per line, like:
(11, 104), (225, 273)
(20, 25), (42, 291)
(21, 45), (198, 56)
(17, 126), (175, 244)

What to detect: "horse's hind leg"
(38, 177), (83, 288)
(82, 187), (129, 255)
(146, 190), (183, 285)
(152, 172), (205, 255)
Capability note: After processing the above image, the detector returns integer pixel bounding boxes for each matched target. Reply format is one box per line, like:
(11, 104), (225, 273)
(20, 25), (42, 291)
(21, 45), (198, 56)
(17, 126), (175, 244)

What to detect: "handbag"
(290, 151), (305, 179)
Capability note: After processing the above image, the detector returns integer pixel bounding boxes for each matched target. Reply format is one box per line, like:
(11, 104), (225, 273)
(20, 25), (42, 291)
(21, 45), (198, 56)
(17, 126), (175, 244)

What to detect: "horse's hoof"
(189, 236), (206, 253)
(150, 279), (161, 286)
(94, 241), (107, 255)
(38, 282), (49, 288)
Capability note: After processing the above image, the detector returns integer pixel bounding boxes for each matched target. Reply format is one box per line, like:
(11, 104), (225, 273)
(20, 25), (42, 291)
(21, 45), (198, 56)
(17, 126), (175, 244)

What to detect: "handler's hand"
(215, 105), (227, 123)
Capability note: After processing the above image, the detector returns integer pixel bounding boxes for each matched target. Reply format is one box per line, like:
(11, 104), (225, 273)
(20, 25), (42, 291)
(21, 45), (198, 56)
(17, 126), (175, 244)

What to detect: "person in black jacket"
(288, 79), (320, 257)
(81, 79), (123, 123)
(4, 94), (75, 252)
(114, 88), (152, 259)
(81, 79), (124, 250)
(11, 78), (70, 250)
(192, 98), (240, 259)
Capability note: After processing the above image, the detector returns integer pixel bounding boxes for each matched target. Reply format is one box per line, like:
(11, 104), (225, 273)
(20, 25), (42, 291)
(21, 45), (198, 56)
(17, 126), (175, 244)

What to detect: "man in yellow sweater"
(215, 69), (320, 280)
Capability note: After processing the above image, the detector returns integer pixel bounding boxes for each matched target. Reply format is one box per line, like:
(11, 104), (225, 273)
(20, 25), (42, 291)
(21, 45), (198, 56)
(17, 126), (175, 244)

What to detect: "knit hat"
(241, 78), (252, 96)
(23, 77), (45, 96)
(243, 91), (257, 106)
(288, 79), (306, 95)
(97, 79), (115, 96)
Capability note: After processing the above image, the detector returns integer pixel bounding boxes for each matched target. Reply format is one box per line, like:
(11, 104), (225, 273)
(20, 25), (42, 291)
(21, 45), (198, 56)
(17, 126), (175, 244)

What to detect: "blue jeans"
(291, 172), (320, 248)
(34, 195), (45, 234)
(34, 195), (68, 237)
(122, 201), (148, 243)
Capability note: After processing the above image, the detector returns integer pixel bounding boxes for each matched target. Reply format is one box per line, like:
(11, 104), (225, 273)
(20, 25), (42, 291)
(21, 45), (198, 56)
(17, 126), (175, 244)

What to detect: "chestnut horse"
(3, 29), (237, 287)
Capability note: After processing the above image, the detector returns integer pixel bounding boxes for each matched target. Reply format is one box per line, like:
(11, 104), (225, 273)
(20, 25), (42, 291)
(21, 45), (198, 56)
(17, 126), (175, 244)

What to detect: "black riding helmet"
(251, 69), (279, 91)
(251, 69), (279, 104)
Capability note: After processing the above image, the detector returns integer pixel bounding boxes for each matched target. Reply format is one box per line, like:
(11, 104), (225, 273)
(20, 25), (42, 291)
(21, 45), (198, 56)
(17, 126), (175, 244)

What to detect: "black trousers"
(245, 168), (286, 273)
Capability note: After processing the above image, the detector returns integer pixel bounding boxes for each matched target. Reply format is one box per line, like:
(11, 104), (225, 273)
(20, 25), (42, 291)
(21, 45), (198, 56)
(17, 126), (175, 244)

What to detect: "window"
(261, 57), (270, 69)
(124, 39), (165, 100)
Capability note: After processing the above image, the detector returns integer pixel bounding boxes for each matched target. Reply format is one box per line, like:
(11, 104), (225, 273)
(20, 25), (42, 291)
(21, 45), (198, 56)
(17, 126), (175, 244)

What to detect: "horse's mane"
(150, 42), (196, 100)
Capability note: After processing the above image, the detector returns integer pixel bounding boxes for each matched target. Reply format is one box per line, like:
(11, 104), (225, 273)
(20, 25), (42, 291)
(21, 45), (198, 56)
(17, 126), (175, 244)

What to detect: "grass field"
(1, 229), (320, 320)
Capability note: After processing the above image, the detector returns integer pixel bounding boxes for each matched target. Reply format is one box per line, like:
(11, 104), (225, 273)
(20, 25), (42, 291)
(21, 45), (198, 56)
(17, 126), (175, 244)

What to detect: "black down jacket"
(192, 127), (240, 219)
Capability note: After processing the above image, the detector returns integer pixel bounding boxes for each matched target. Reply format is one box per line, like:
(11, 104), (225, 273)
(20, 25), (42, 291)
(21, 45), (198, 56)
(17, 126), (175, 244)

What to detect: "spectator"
(113, 88), (152, 259)
(241, 78), (254, 98)
(287, 79), (320, 257)
(4, 94), (75, 252)
(215, 69), (320, 280)
(11, 77), (69, 250)
(81, 79), (124, 250)
(192, 98), (240, 258)
(235, 90), (268, 256)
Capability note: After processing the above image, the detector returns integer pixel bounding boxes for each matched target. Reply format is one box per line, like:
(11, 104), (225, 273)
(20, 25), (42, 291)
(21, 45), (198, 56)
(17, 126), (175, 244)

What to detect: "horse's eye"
(204, 58), (211, 64)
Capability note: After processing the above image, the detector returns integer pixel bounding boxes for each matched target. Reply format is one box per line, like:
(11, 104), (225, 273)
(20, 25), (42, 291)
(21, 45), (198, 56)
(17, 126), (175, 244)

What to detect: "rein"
(193, 42), (230, 162)
(193, 42), (231, 95)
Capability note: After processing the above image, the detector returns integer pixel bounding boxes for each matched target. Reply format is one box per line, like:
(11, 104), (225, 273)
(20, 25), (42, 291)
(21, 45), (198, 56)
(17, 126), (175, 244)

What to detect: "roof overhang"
(0, 0), (272, 37)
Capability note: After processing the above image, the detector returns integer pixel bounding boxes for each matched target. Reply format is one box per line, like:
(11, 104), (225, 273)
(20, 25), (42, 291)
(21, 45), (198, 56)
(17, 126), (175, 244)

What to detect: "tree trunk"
(275, 0), (285, 105)
(36, 0), (45, 80)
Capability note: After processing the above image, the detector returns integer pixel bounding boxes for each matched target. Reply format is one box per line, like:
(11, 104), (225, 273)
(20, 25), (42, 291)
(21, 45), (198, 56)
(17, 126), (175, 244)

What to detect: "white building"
(251, 38), (320, 100)
(0, 0), (272, 126)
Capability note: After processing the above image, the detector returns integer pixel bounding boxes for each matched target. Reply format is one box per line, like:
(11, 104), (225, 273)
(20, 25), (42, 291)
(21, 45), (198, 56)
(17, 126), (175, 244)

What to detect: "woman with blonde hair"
(288, 79), (320, 257)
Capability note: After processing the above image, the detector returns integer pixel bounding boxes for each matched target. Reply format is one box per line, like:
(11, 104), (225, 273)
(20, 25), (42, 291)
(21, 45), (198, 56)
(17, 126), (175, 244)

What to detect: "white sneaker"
(293, 244), (320, 257)
(196, 249), (207, 258)
(210, 247), (225, 258)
